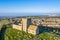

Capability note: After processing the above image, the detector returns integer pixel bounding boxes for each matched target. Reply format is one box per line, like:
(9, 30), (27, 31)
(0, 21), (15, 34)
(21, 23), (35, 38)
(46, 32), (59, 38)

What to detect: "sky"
(0, 0), (60, 16)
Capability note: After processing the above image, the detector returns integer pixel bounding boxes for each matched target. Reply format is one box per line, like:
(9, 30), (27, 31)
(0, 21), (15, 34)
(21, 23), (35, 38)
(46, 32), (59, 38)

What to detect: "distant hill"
(48, 13), (60, 16)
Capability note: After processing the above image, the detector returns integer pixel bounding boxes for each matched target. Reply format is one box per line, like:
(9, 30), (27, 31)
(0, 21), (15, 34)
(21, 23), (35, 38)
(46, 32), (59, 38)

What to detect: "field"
(4, 28), (34, 40)
(0, 20), (9, 24)
(0, 19), (9, 30)
(4, 28), (60, 40)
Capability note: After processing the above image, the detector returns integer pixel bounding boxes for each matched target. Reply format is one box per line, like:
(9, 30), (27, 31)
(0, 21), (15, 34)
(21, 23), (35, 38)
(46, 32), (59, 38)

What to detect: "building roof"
(28, 25), (38, 30)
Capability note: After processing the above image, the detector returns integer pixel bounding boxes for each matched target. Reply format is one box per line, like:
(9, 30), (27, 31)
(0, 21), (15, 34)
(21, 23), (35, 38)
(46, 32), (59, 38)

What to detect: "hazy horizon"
(0, 13), (60, 16)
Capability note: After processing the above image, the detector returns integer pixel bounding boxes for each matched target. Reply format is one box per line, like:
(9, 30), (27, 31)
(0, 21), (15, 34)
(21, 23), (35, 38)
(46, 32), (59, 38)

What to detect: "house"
(12, 24), (22, 30)
(28, 25), (39, 35)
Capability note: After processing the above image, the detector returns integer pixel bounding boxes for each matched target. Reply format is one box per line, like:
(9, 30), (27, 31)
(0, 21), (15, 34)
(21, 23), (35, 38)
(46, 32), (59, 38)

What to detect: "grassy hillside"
(4, 28), (34, 40)
(0, 20), (9, 24)
(0, 19), (9, 31)
(3, 27), (60, 40)
(38, 32), (60, 40)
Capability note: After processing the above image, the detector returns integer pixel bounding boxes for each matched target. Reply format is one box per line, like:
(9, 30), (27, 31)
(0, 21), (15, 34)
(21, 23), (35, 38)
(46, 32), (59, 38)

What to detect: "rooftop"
(28, 25), (38, 30)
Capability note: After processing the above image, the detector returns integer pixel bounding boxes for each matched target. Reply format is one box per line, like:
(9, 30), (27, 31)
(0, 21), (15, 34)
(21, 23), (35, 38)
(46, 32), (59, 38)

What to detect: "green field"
(4, 28), (34, 40)
(0, 26), (2, 30)
(3, 28), (60, 40)
(0, 19), (9, 30)
(38, 32), (60, 40)
(0, 20), (9, 24)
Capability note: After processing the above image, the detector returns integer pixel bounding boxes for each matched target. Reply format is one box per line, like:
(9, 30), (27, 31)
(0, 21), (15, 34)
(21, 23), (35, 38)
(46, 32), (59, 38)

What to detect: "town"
(9, 16), (60, 35)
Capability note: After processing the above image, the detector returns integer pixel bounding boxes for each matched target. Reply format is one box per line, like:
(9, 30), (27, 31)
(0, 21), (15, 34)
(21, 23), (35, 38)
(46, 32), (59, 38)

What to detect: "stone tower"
(22, 18), (31, 32)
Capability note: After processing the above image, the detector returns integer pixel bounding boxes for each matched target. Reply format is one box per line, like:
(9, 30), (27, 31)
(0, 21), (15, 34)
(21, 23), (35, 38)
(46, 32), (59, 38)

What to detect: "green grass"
(0, 26), (2, 30)
(4, 28), (60, 40)
(0, 19), (9, 31)
(0, 20), (9, 24)
(4, 28), (34, 40)
(38, 32), (60, 40)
